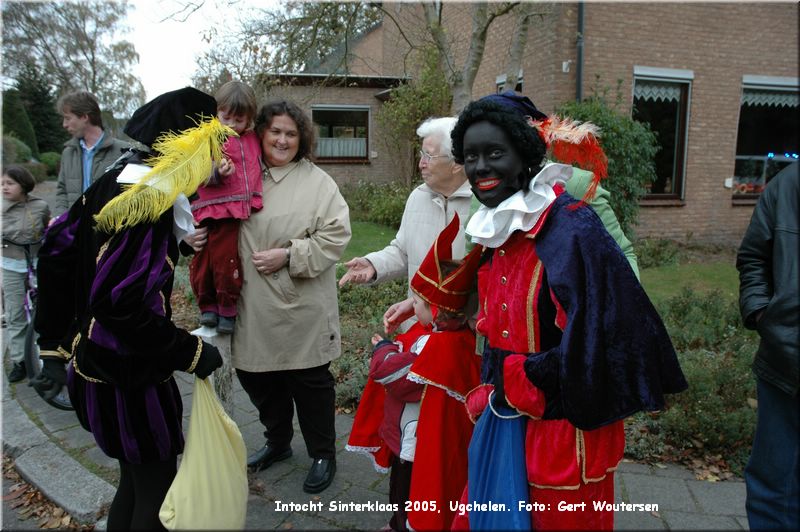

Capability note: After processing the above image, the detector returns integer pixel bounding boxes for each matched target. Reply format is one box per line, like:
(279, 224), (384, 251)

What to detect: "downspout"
(576, 1), (585, 101)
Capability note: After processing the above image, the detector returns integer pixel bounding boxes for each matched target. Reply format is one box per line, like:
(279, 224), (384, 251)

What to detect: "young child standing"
(348, 214), (483, 531)
(2, 166), (50, 382)
(190, 81), (262, 334)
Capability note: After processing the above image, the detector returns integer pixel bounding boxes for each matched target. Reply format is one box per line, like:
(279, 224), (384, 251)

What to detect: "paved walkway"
(3, 180), (749, 530)
(3, 366), (749, 531)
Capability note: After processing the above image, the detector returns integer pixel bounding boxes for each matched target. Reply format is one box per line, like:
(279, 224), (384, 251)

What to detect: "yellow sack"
(159, 377), (248, 530)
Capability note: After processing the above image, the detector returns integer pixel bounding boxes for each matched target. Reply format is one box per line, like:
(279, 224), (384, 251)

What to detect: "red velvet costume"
(463, 190), (685, 530)
(348, 323), (481, 531)
(348, 214), (484, 531)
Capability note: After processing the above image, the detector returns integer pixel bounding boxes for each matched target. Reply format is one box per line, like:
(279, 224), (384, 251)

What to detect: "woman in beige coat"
(233, 100), (351, 494)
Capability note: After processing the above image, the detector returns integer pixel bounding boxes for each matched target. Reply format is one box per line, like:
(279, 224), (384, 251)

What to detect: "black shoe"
(200, 312), (218, 328)
(303, 458), (336, 494)
(247, 444), (292, 472)
(216, 316), (235, 335)
(8, 362), (26, 383)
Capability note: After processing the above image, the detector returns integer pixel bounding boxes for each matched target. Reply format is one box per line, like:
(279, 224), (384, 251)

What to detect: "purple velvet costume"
(36, 156), (200, 463)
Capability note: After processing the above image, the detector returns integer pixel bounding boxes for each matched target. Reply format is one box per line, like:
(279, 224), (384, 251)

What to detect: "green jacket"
(55, 132), (129, 216)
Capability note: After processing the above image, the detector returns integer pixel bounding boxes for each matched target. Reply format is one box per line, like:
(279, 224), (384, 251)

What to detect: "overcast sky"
(125, 0), (274, 101)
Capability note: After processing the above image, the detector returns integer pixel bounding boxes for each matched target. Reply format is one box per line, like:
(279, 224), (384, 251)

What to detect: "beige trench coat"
(232, 159), (351, 372)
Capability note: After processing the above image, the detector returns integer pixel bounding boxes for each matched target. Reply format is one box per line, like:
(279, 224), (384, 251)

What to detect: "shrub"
(2, 135), (33, 164)
(334, 275), (408, 408)
(39, 151), (61, 176)
(635, 238), (685, 269)
(340, 180), (415, 229)
(556, 82), (659, 236)
(2, 89), (39, 158)
(625, 287), (758, 475)
(376, 46), (451, 186)
(20, 162), (48, 183)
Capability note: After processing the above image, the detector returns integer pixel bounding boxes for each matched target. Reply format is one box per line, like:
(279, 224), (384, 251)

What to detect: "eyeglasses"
(419, 150), (450, 162)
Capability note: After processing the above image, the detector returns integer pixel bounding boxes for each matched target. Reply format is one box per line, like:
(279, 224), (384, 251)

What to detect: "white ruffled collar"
(466, 162), (573, 248)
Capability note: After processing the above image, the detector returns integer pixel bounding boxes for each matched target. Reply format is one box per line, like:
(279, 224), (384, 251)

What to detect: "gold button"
(501, 276), (507, 285)
(501, 303), (507, 311)
(501, 330), (509, 338)
(498, 249), (505, 256)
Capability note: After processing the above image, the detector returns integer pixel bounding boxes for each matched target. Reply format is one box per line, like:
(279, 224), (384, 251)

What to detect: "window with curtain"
(632, 69), (692, 200)
(312, 106), (369, 161)
(733, 77), (799, 197)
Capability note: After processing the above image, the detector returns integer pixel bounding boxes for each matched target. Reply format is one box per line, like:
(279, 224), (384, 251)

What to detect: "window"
(632, 66), (693, 200)
(312, 106), (369, 161)
(733, 76), (799, 197)
(496, 70), (523, 93)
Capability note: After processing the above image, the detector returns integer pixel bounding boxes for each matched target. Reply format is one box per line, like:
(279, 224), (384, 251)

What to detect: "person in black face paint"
(448, 94), (687, 531)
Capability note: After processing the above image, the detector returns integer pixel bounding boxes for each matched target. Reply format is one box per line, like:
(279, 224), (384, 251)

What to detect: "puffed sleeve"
(88, 214), (201, 372)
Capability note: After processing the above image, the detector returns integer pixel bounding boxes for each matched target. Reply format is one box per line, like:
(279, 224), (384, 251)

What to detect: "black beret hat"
(124, 87), (217, 147)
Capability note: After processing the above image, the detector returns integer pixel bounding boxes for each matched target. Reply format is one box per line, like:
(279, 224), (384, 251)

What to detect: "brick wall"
(261, 84), (410, 186)
(465, 2), (798, 244)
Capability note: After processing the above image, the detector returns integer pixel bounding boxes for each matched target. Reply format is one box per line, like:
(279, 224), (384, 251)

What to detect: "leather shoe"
(303, 458), (336, 494)
(247, 444), (292, 472)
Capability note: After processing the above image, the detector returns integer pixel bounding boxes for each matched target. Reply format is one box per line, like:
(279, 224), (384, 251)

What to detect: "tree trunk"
(501, 3), (535, 92)
(451, 3), (489, 114)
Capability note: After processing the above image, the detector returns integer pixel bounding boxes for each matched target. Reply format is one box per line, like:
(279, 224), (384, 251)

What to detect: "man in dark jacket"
(736, 161), (799, 530)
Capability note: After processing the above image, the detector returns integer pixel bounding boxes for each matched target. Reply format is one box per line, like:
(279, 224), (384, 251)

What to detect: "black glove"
(192, 342), (223, 379)
(489, 347), (510, 410)
(30, 358), (67, 400)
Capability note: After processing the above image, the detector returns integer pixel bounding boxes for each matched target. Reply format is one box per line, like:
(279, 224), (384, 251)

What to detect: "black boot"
(8, 362), (26, 383)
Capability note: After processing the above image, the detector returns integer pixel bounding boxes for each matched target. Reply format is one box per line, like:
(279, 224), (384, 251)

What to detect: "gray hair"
(416, 116), (457, 159)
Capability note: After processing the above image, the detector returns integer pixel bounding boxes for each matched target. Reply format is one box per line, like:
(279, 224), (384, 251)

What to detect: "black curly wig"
(451, 99), (547, 174)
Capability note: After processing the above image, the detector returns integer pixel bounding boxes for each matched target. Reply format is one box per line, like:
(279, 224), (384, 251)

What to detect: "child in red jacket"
(189, 81), (262, 334)
(349, 214), (483, 531)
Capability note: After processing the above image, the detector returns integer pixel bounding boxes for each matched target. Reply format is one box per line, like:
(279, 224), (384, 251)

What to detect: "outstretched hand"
(338, 257), (376, 287)
(383, 297), (415, 335)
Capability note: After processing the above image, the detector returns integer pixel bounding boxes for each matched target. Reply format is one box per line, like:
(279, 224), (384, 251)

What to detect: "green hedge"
(626, 287), (757, 474)
(340, 180), (415, 229)
(39, 151), (61, 176)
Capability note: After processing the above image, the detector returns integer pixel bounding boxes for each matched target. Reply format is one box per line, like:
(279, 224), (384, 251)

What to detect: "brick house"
(256, 73), (411, 186)
(273, 2), (798, 244)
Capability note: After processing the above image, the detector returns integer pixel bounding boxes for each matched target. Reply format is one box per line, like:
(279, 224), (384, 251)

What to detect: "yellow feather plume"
(95, 118), (235, 233)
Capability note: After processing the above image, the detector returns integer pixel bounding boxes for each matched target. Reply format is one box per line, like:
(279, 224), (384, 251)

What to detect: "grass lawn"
(342, 221), (396, 262)
(344, 220), (740, 307)
(640, 260), (739, 307)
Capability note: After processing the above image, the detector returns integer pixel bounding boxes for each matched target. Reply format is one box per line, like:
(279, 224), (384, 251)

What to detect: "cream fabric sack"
(159, 376), (248, 529)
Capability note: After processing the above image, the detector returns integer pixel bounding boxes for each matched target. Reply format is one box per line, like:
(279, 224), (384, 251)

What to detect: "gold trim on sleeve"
(186, 337), (203, 373)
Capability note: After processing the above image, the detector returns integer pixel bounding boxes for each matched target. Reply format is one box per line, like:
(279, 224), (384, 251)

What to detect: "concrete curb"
(3, 382), (115, 525)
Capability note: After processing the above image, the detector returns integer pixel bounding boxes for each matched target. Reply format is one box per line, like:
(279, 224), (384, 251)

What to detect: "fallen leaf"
(3, 487), (27, 501)
(747, 397), (757, 409)
(52, 507), (64, 518)
(650, 511), (660, 518)
(44, 517), (62, 528)
(61, 515), (71, 526)
(654, 463), (667, 469)
(10, 498), (28, 509)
